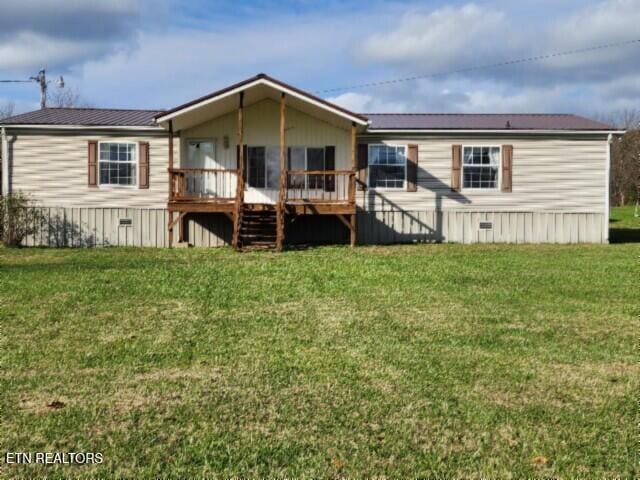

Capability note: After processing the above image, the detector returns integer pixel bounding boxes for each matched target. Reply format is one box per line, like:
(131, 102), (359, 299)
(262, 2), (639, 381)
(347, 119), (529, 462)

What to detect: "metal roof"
(365, 113), (613, 131)
(0, 107), (615, 132)
(0, 107), (163, 127)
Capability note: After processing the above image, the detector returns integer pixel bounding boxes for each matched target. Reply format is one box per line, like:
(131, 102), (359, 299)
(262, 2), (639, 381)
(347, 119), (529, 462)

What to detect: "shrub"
(0, 192), (44, 246)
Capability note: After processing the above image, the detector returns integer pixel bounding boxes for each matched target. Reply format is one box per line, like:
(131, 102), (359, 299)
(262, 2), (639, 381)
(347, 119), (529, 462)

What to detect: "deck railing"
(285, 170), (356, 203)
(169, 168), (355, 204)
(169, 168), (238, 201)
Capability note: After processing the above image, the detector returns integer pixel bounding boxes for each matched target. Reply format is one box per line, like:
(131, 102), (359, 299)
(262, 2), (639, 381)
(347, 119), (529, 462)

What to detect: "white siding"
(358, 136), (608, 213)
(10, 133), (177, 208)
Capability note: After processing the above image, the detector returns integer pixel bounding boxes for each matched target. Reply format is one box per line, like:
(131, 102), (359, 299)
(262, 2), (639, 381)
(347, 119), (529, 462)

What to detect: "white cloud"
(326, 92), (407, 113)
(0, 0), (145, 74)
(0, 32), (137, 72)
(359, 4), (510, 71)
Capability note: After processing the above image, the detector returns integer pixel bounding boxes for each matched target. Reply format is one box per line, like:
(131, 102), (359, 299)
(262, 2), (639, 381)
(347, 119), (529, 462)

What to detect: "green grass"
(611, 205), (640, 229)
(610, 205), (640, 243)
(1, 243), (638, 478)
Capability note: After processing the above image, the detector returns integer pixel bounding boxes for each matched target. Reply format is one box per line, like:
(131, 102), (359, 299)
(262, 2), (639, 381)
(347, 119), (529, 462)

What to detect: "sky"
(0, 0), (639, 117)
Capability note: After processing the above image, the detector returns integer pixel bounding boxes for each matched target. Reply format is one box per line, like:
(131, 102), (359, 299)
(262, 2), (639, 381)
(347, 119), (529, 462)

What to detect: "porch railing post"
(350, 121), (357, 247)
(276, 92), (286, 252)
(232, 91), (245, 251)
(168, 120), (175, 248)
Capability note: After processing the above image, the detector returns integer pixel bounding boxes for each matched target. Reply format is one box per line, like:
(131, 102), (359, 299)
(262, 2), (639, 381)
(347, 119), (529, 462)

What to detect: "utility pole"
(0, 68), (64, 110)
(29, 69), (47, 109)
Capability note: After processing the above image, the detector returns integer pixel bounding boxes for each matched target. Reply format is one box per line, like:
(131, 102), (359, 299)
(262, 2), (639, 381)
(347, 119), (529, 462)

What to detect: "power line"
(316, 38), (640, 94)
(0, 80), (32, 83)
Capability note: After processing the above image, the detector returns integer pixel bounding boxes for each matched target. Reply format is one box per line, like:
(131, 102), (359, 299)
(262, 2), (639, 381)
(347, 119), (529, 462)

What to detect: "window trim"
(461, 144), (501, 192)
(97, 140), (138, 189)
(367, 143), (407, 190)
(185, 138), (217, 168)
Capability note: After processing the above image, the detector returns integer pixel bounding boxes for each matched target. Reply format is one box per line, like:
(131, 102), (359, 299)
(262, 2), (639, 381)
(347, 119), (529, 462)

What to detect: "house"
(0, 74), (621, 249)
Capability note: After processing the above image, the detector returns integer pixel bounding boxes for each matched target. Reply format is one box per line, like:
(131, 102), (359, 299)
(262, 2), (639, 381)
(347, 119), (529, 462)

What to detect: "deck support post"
(168, 120), (174, 248)
(232, 92), (245, 251)
(276, 92), (286, 252)
(350, 121), (357, 247)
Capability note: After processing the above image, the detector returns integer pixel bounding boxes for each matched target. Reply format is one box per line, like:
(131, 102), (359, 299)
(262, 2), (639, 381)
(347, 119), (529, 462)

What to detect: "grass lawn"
(610, 204), (640, 243)
(1, 235), (638, 476)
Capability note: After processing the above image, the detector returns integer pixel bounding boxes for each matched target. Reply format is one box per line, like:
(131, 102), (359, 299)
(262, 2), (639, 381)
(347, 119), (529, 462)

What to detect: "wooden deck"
(167, 168), (356, 249)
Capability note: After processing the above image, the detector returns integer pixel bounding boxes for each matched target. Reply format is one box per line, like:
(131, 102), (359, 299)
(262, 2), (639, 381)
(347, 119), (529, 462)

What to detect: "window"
(462, 146), (500, 189)
(369, 144), (405, 189)
(247, 146), (280, 189)
(286, 147), (331, 189)
(187, 140), (216, 168)
(99, 142), (137, 186)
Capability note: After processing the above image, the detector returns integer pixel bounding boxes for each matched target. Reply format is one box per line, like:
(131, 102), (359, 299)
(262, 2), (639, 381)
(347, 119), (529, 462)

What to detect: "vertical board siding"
(18, 207), (606, 247)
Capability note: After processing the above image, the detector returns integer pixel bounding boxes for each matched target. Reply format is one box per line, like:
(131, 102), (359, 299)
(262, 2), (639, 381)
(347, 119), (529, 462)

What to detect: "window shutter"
(407, 144), (418, 192)
(451, 144), (462, 192)
(357, 143), (368, 190)
(324, 146), (335, 192)
(138, 141), (150, 189)
(501, 144), (513, 192)
(88, 140), (98, 187)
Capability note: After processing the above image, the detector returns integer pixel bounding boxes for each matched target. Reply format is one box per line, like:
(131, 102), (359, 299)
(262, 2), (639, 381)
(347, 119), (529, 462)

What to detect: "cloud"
(1, 0), (639, 118)
(73, 12), (378, 109)
(0, 0), (146, 74)
(347, 0), (640, 115)
(326, 92), (408, 113)
(358, 4), (511, 71)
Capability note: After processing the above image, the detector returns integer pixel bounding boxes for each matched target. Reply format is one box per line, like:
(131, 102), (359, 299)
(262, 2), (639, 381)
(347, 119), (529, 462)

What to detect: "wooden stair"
(238, 204), (277, 251)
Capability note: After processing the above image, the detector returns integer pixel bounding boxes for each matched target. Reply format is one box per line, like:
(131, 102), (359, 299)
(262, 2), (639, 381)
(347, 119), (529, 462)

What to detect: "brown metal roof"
(0, 107), (164, 127)
(365, 113), (613, 130)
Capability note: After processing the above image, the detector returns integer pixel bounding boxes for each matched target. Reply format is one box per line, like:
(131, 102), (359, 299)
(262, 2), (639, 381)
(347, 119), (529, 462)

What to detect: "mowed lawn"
(1, 238), (638, 476)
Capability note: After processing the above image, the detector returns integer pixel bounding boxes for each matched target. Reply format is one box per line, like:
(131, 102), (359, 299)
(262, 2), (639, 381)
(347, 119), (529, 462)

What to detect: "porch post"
(350, 121), (357, 247)
(168, 120), (174, 248)
(276, 92), (286, 252)
(232, 91), (245, 251)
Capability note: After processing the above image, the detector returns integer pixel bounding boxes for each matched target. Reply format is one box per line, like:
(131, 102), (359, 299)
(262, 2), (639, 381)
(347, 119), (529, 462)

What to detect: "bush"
(0, 192), (44, 246)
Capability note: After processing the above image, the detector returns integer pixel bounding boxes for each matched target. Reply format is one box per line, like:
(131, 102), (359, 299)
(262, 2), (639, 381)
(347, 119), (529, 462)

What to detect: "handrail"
(169, 167), (238, 173)
(286, 169), (354, 175)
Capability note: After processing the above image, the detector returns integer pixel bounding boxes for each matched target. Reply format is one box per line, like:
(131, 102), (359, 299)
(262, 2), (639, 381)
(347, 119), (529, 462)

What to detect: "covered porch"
(155, 74), (368, 250)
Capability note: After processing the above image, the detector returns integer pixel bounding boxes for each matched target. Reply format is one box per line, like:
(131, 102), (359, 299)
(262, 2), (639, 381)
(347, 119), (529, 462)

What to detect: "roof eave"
(0, 124), (163, 131)
(363, 128), (625, 135)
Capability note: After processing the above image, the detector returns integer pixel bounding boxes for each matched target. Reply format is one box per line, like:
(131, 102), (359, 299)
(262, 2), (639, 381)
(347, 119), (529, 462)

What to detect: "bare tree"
(47, 86), (90, 108)
(596, 109), (640, 130)
(0, 101), (15, 120)
(596, 109), (640, 206)
(610, 129), (640, 206)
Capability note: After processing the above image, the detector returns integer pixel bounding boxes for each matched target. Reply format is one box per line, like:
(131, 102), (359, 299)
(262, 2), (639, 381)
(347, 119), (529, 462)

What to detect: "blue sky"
(1, 0), (639, 116)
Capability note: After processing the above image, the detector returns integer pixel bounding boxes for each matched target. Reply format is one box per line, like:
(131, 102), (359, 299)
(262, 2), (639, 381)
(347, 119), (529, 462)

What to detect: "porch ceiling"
(154, 74), (369, 132)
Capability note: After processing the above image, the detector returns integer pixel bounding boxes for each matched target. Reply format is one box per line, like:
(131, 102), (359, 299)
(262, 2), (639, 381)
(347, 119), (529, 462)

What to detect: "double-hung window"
(462, 146), (500, 189)
(99, 142), (137, 186)
(368, 144), (406, 189)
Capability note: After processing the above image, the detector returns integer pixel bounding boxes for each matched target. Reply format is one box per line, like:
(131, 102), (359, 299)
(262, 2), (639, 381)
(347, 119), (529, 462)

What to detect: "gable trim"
(154, 74), (369, 127)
